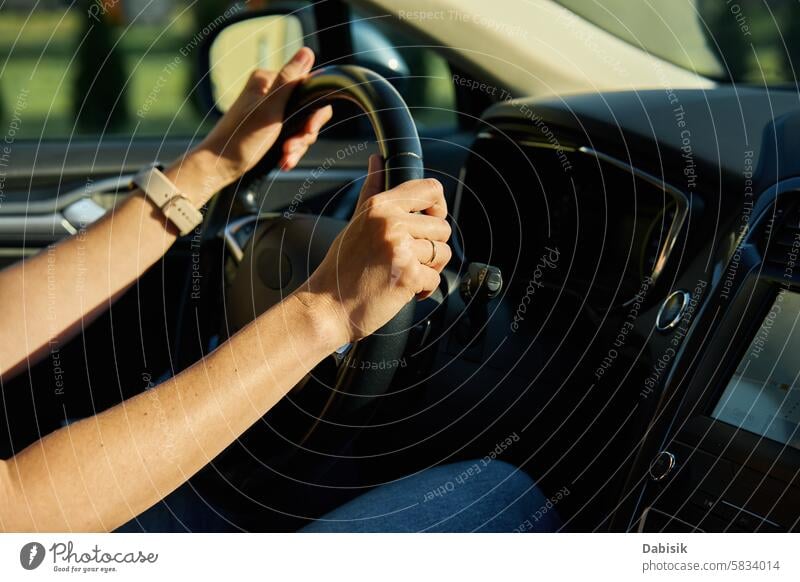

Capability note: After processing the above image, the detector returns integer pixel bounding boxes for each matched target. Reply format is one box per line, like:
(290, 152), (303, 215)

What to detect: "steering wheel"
(225, 65), (424, 450)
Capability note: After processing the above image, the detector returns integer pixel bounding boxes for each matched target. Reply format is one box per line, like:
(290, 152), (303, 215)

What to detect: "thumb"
(356, 155), (385, 210)
(268, 47), (315, 109)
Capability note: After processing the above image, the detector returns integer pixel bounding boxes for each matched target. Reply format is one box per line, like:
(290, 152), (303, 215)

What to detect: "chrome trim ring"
(648, 451), (676, 482)
(656, 290), (691, 332)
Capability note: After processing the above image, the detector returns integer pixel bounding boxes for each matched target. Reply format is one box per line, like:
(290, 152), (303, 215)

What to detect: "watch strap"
(132, 166), (203, 236)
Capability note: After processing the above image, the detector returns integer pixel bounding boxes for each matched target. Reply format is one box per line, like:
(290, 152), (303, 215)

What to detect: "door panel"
(0, 138), (376, 267)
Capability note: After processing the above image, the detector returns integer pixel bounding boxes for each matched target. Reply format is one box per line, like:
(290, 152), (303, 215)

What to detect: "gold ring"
(426, 239), (437, 265)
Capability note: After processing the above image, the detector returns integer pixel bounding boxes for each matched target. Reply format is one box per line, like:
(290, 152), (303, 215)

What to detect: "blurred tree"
(73, 0), (129, 133)
(188, 0), (232, 116)
(782, 2), (800, 87)
(700, 0), (750, 83)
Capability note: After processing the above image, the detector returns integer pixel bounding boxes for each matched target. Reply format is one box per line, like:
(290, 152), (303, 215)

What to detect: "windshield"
(555, 0), (800, 85)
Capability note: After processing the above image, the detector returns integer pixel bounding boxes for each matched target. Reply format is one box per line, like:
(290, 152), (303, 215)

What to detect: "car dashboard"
(435, 86), (800, 532)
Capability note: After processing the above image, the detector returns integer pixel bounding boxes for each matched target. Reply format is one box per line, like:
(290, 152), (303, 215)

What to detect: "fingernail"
(291, 48), (312, 68)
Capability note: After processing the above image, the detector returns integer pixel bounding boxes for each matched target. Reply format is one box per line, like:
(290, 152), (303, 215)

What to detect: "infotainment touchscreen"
(711, 290), (800, 450)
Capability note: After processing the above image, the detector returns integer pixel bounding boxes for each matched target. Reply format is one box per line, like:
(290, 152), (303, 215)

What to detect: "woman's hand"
(298, 156), (452, 348)
(169, 47), (332, 205)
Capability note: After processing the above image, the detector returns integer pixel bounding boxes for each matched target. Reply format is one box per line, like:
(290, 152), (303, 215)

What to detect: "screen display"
(712, 290), (800, 450)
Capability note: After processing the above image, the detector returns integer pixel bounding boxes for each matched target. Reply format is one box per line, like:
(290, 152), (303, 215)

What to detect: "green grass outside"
(0, 8), (212, 140)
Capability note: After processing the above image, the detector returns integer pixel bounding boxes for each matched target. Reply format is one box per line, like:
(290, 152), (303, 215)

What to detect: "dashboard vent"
(764, 204), (800, 268)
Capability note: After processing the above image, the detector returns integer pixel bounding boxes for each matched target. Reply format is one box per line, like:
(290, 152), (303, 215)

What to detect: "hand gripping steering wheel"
(225, 65), (424, 451)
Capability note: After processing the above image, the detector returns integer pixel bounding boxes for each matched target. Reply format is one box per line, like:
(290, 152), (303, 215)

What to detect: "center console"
(628, 181), (800, 533)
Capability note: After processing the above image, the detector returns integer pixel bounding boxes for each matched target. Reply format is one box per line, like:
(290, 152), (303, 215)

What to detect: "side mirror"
(197, 5), (318, 115)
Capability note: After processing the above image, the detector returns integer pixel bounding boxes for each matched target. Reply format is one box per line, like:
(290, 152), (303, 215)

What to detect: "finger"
(284, 131), (316, 154)
(356, 155), (385, 209)
(280, 106), (334, 169)
(411, 239), (452, 271)
(382, 178), (447, 217)
(303, 105), (333, 134)
(246, 69), (278, 96)
(280, 148), (306, 171)
(414, 264), (442, 300)
(267, 47), (315, 109)
(399, 213), (452, 242)
(281, 134), (317, 170)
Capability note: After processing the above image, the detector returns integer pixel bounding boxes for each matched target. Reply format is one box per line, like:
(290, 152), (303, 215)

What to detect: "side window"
(350, 11), (458, 134)
(0, 1), (228, 140)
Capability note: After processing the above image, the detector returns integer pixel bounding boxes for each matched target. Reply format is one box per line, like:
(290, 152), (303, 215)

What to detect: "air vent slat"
(764, 204), (800, 268)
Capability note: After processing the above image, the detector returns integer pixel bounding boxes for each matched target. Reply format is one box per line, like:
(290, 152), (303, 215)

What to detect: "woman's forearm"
(0, 291), (341, 532)
(0, 47), (326, 381)
(0, 149), (226, 380)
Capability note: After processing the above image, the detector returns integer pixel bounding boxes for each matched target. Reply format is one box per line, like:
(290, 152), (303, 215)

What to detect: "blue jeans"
(118, 461), (560, 533)
(302, 460), (559, 532)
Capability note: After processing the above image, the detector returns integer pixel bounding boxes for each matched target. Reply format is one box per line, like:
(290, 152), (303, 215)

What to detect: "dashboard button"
(649, 450), (676, 481)
(656, 290), (691, 331)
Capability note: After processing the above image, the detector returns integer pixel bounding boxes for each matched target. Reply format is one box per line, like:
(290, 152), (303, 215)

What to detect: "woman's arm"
(0, 151), (215, 381)
(0, 47), (332, 381)
(0, 157), (452, 532)
(0, 290), (338, 532)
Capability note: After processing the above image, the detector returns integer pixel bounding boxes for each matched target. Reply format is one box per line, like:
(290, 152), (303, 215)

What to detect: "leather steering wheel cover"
(229, 66), (424, 440)
(286, 66), (423, 428)
(286, 65), (424, 189)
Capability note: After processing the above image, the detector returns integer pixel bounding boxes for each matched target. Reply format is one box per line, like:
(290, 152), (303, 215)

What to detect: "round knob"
(460, 262), (503, 303)
(656, 290), (691, 331)
(649, 451), (676, 482)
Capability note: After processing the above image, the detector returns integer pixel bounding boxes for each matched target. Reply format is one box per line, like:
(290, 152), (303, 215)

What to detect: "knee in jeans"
(436, 459), (537, 498)
(480, 460), (535, 487)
